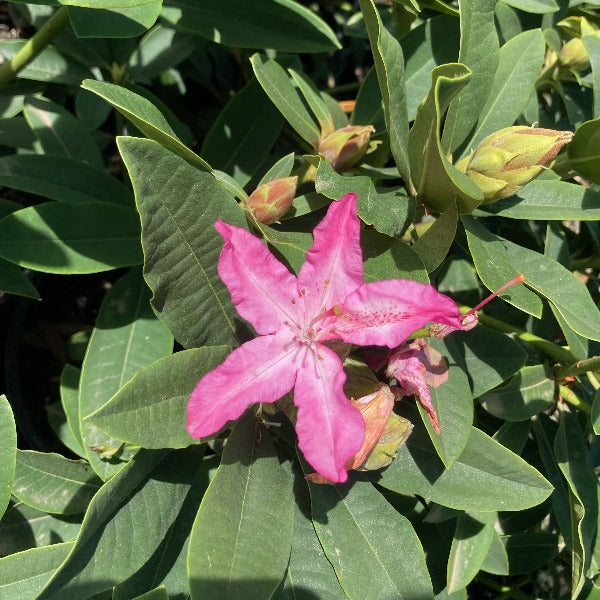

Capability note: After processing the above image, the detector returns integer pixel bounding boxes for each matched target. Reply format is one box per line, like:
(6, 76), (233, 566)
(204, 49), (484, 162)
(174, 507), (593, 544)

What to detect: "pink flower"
(187, 193), (466, 482)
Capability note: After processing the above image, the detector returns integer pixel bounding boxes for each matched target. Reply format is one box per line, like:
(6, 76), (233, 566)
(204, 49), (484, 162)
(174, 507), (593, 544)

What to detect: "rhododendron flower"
(187, 193), (467, 482)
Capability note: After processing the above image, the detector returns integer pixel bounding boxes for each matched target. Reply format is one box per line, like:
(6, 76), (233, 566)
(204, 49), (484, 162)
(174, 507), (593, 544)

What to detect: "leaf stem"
(558, 384), (592, 414)
(555, 356), (600, 379)
(0, 7), (70, 86)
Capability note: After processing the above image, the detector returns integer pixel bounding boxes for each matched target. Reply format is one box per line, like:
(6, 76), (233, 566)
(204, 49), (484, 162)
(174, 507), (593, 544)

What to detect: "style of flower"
(187, 193), (468, 482)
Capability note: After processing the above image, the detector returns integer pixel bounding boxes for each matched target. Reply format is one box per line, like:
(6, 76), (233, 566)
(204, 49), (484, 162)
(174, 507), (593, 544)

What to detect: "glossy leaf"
(68, 3), (161, 38)
(59, 364), (85, 458)
(568, 119), (600, 184)
(0, 201), (142, 274)
(23, 96), (103, 168)
(0, 395), (16, 521)
(480, 365), (555, 421)
(442, 0), (499, 154)
(377, 406), (553, 511)
(447, 511), (496, 593)
(479, 180), (600, 220)
(161, 0), (340, 53)
(309, 477), (433, 600)
(555, 409), (598, 598)
(202, 78), (284, 187)
(0, 542), (73, 600)
(12, 451), (101, 515)
(0, 154), (133, 205)
(118, 136), (246, 348)
(188, 416), (294, 600)
(0, 259), (40, 299)
(87, 346), (230, 449)
(37, 447), (207, 600)
(79, 268), (174, 480)
(358, 0), (411, 185)
(467, 29), (546, 151)
(408, 63), (483, 213)
(82, 79), (211, 171)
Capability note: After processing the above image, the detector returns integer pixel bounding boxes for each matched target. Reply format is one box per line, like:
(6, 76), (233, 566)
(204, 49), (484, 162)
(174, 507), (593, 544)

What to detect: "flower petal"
(294, 344), (364, 482)
(187, 335), (300, 438)
(297, 193), (363, 318)
(325, 279), (463, 347)
(215, 221), (302, 334)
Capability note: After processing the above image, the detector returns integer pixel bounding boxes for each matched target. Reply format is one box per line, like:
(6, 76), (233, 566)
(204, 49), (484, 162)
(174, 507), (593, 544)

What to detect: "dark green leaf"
(0, 395), (16, 520)
(118, 136), (246, 348)
(59, 364), (85, 458)
(583, 35), (600, 119)
(503, 532), (559, 574)
(309, 477), (433, 599)
(0, 201), (142, 274)
(569, 118), (600, 184)
(87, 347), (230, 449)
(188, 416), (293, 600)
(0, 259), (40, 299)
(412, 201), (458, 272)
(79, 268), (173, 479)
(161, 0), (340, 53)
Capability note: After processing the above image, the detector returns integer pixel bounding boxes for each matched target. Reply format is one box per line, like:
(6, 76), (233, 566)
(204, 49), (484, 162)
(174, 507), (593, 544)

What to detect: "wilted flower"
(456, 126), (573, 202)
(244, 176), (297, 224)
(318, 125), (375, 172)
(187, 193), (470, 482)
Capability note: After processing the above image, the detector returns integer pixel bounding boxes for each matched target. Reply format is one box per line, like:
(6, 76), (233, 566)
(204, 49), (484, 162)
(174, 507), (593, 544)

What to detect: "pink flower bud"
(318, 125), (375, 172)
(245, 176), (297, 224)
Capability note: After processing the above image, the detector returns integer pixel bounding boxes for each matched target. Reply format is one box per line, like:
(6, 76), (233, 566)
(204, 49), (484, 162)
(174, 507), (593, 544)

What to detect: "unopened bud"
(318, 125), (375, 172)
(245, 176), (297, 224)
(558, 37), (590, 71)
(456, 126), (572, 202)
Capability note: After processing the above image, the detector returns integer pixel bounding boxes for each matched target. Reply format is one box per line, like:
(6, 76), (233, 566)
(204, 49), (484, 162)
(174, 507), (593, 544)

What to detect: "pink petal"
(187, 334), (300, 438)
(215, 221), (302, 335)
(294, 344), (365, 482)
(297, 193), (363, 318)
(324, 279), (463, 348)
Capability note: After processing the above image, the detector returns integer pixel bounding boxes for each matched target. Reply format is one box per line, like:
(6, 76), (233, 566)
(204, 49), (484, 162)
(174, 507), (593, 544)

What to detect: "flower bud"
(558, 37), (590, 71)
(456, 126), (573, 202)
(244, 176), (297, 224)
(318, 125), (375, 172)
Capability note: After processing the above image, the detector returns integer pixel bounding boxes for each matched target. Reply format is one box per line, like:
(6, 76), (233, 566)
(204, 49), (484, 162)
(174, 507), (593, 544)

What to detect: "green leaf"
(0, 259), (40, 299)
(568, 118), (600, 184)
(23, 96), (103, 168)
(446, 325), (528, 398)
(82, 79), (211, 171)
(308, 476), (434, 599)
(480, 530), (510, 575)
(259, 152), (295, 185)
(480, 365), (555, 421)
(503, 532), (559, 574)
(272, 475), (345, 600)
(408, 64), (483, 213)
(442, 0), (499, 154)
(351, 67), (385, 133)
(461, 215), (543, 317)
(289, 69), (335, 137)
(188, 416), (293, 600)
(466, 29), (546, 151)
(202, 78), (284, 186)
(59, 364), (85, 458)
(68, 2), (161, 38)
(79, 268), (174, 480)
(362, 229), (429, 284)
(87, 346), (230, 449)
(37, 447), (207, 600)
(412, 201), (458, 272)
(447, 511), (496, 593)
(479, 179), (600, 219)
(403, 15), (460, 121)
(358, 0), (411, 185)
(12, 451), (101, 515)
(377, 406), (553, 511)
(0, 503), (81, 556)
(161, 0), (340, 53)
(131, 586), (168, 600)
(583, 35), (600, 119)
(0, 395), (16, 520)
(501, 0), (558, 12)
(555, 409), (598, 598)
(250, 54), (320, 147)
(315, 158), (414, 238)
(0, 40), (91, 85)
(0, 542), (73, 600)
(0, 201), (142, 274)
(0, 154), (133, 205)
(118, 136), (246, 348)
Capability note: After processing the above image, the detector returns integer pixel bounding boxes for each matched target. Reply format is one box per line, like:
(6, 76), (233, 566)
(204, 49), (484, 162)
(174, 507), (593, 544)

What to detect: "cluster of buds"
(317, 124), (375, 172)
(455, 126), (573, 202)
(243, 176), (298, 224)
